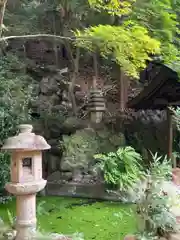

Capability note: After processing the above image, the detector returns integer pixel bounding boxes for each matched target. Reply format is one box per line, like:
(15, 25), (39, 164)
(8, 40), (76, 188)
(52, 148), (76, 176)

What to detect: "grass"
(0, 197), (136, 240)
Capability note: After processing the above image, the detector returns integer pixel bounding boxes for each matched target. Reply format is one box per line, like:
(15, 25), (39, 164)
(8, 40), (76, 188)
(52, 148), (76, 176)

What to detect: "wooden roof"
(127, 63), (179, 110)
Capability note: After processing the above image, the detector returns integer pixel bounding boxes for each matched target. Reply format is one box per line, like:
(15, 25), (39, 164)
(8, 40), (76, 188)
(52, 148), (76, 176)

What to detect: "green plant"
(6, 210), (14, 228)
(75, 23), (160, 78)
(88, 0), (135, 16)
(136, 232), (158, 240)
(0, 209), (16, 240)
(135, 153), (177, 239)
(61, 129), (100, 172)
(149, 152), (172, 181)
(0, 152), (11, 202)
(0, 54), (33, 200)
(171, 106), (180, 131)
(76, 0), (180, 78)
(130, 0), (180, 70)
(94, 146), (144, 190)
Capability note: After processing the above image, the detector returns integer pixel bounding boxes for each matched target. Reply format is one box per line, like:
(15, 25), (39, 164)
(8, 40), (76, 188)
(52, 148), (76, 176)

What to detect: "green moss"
(0, 197), (136, 240)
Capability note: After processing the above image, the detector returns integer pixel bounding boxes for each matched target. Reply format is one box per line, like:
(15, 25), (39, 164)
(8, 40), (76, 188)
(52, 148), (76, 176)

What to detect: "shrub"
(135, 153), (178, 239)
(0, 54), (33, 200)
(94, 146), (144, 190)
(61, 128), (100, 172)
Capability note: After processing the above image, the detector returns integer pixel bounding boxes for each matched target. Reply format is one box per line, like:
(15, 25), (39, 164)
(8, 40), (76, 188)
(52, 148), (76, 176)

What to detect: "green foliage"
(171, 106), (180, 131)
(135, 153), (177, 239)
(6, 210), (14, 228)
(4, 0), (180, 80)
(3, 0), (180, 81)
(94, 146), (144, 190)
(131, 0), (177, 42)
(0, 54), (32, 142)
(131, 0), (180, 69)
(88, 0), (135, 16)
(61, 129), (100, 171)
(75, 23), (160, 78)
(4, 0), (90, 36)
(149, 152), (172, 181)
(0, 152), (11, 202)
(75, 0), (180, 78)
(136, 232), (158, 240)
(0, 54), (33, 199)
(61, 128), (127, 172)
(170, 107), (180, 163)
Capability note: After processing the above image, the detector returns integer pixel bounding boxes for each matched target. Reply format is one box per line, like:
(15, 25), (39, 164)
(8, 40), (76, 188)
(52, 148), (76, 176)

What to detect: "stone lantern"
(2, 124), (50, 240)
(88, 89), (106, 124)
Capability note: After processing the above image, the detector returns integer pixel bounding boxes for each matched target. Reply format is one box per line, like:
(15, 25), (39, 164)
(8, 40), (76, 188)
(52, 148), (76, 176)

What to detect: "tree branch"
(0, 34), (75, 42)
(0, 33), (104, 43)
(0, 0), (7, 38)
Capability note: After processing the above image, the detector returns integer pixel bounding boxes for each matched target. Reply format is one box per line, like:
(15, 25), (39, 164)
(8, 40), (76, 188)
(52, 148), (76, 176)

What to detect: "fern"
(94, 146), (144, 190)
(149, 152), (172, 181)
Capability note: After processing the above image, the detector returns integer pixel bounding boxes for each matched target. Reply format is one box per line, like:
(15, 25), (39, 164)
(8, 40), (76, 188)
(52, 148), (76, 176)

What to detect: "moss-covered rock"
(60, 127), (126, 177)
(61, 128), (99, 172)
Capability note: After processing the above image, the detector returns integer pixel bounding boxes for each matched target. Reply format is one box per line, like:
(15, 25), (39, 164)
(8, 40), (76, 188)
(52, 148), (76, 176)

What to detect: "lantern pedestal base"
(15, 194), (37, 240)
(5, 180), (46, 240)
(15, 225), (36, 240)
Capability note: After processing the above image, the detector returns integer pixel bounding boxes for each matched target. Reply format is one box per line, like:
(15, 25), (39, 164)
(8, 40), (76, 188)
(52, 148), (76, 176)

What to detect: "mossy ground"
(0, 197), (136, 240)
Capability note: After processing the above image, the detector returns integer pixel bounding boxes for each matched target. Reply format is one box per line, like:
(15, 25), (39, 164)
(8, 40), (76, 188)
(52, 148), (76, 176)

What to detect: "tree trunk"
(0, 0), (7, 55)
(119, 68), (129, 111)
(0, 0), (7, 37)
(68, 47), (80, 116)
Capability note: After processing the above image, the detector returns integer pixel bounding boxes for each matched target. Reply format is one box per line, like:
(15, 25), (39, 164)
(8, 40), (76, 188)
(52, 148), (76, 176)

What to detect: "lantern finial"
(19, 124), (33, 133)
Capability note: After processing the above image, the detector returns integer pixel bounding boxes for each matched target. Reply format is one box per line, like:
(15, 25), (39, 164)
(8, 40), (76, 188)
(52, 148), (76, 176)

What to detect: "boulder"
(48, 139), (62, 156)
(61, 172), (73, 181)
(46, 155), (58, 173)
(63, 117), (87, 133)
(82, 174), (94, 183)
(47, 171), (61, 182)
(61, 128), (99, 172)
(47, 171), (73, 183)
(40, 77), (58, 95)
(72, 170), (83, 183)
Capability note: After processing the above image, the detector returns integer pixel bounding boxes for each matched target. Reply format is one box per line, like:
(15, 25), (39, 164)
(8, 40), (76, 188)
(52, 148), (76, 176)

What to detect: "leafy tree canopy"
(130, 0), (180, 68)
(88, 0), (135, 16)
(3, 0), (180, 77)
(75, 24), (160, 78)
(75, 0), (180, 78)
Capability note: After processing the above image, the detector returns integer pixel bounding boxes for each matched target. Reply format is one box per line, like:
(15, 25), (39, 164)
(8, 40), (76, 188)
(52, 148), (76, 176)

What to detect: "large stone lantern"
(2, 124), (50, 240)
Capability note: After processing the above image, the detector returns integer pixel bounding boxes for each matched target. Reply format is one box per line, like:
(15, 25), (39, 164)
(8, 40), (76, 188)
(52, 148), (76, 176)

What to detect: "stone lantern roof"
(2, 124), (50, 150)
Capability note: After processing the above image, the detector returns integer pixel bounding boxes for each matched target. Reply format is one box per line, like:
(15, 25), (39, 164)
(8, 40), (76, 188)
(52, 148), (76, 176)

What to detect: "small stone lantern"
(2, 124), (50, 240)
(88, 89), (106, 123)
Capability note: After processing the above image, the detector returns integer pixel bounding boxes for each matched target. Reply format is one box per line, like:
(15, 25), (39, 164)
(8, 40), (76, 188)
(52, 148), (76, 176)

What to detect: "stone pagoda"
(88, 77), (106, 124)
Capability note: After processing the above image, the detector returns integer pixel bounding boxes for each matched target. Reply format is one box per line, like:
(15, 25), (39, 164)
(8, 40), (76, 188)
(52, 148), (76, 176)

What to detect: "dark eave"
(127, 64), (179, 110)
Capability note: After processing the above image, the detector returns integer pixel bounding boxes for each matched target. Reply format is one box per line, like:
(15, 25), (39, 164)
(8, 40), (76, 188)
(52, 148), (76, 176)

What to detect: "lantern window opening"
(22, 157), (32, 175)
